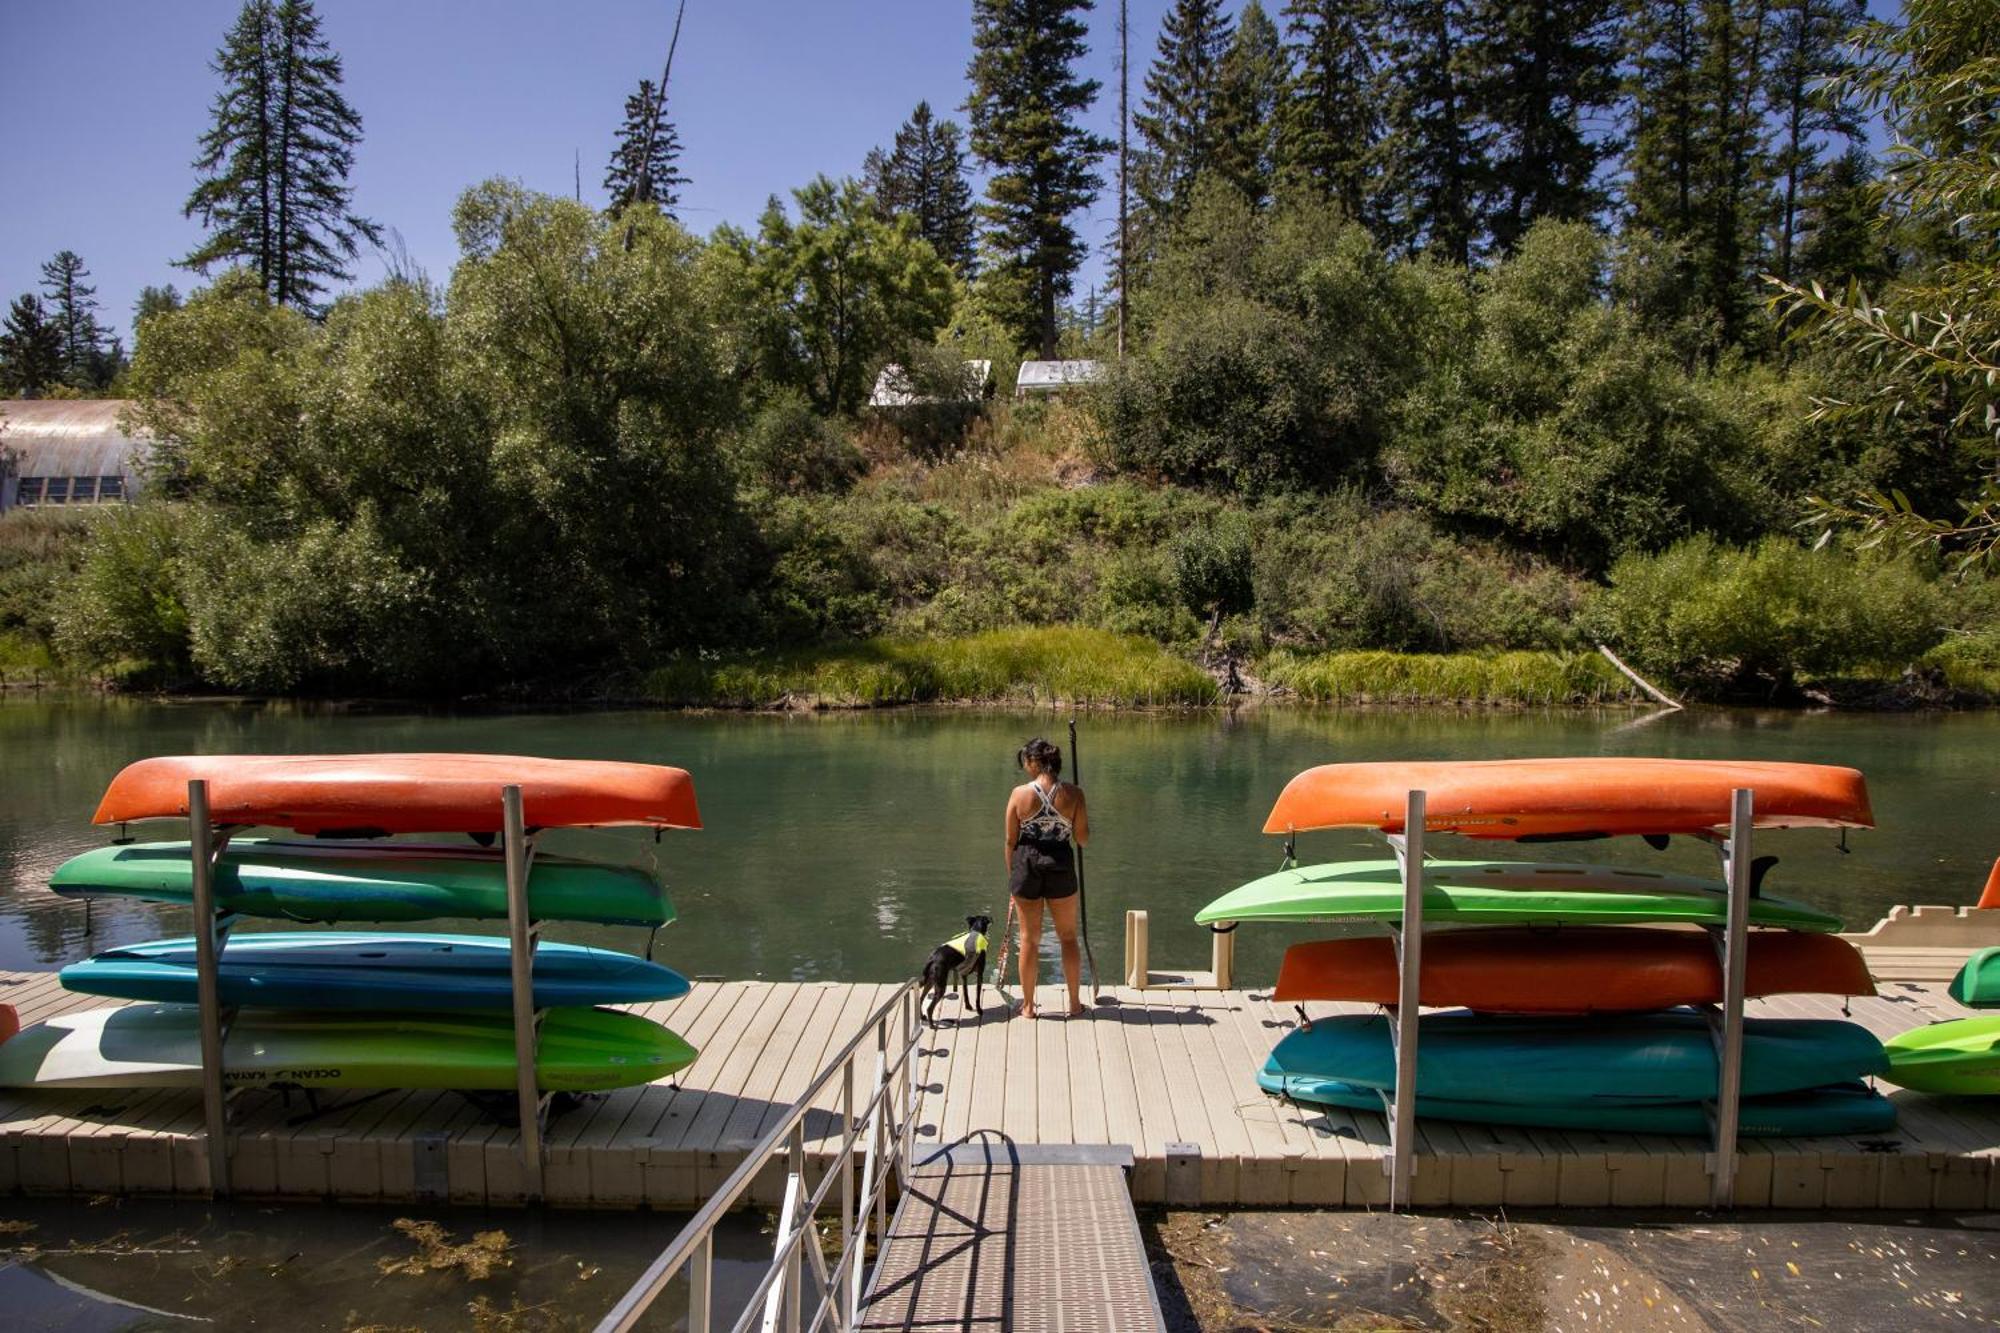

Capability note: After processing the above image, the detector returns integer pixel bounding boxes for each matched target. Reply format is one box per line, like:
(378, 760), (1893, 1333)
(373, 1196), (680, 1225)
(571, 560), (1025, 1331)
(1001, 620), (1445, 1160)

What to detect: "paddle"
(1069, 717), (1104, 1005)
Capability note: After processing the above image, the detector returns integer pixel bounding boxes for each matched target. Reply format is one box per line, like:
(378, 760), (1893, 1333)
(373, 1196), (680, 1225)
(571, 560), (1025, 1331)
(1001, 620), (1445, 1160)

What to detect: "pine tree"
(1794, 145), (1890, 288)
(0, 295), (65, 397)
(864, 101), (978, 275)
(1375, 0), (1478, 262)
(1765, 0), (1865, 283)
(1133, 0), (1234, 225)
(605, 78), (689, 215)
(1210, 2), (1289, 207)
(1464, 0), (1618, 253)
(1278, 0), (1381, 225)
(38, 250), (108, 388)
(181, 0), (381, 310)
(965, 0), (1114, 357)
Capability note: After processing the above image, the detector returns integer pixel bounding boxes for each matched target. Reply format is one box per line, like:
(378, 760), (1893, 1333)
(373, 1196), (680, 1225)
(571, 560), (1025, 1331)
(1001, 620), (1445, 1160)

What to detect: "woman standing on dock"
(1003, 738), (1090, 1018)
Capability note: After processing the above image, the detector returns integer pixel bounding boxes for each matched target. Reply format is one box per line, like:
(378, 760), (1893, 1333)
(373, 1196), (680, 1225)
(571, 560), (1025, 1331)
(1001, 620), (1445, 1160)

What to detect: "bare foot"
(1018, 1002), (1037, 1020)
(1067, 1004), (1086, 1018)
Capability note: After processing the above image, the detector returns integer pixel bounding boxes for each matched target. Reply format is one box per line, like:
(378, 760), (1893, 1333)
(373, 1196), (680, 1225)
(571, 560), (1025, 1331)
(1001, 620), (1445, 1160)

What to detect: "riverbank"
(1143, 1207), (2000, 1331)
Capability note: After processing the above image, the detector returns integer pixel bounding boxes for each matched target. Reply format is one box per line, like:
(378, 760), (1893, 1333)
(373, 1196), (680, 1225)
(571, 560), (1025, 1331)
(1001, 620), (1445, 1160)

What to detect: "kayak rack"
(1365, 787), (1760, 1210)
(179, 779), (562, 1199)
(594, 979), (923, 1333)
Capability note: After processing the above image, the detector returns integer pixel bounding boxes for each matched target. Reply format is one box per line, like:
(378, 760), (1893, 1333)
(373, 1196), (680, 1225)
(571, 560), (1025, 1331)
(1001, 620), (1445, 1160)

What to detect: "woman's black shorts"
(1010, 841), (1078, 900)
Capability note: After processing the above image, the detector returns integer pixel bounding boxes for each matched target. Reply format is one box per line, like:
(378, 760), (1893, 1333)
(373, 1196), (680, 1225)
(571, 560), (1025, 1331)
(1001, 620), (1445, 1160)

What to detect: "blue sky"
(1, 1), (1900, 345)
(0, 0), (1164, 343)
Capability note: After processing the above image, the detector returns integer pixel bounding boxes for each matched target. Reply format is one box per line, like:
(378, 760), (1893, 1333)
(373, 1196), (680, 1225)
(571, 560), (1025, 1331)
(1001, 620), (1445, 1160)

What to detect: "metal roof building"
(1014, 360), (1106, 397)
(0, 400), (149, 513)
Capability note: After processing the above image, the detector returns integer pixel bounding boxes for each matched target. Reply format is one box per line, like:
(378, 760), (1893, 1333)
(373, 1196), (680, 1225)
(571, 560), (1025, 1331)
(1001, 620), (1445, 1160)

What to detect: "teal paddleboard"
(60, 933), (691, 1011)
(1197, 860), (1843, 932)
(50, 839), (672, 927)
(1261, 1072), (1897, 1137)
(1265, 1012), (1887, 1106)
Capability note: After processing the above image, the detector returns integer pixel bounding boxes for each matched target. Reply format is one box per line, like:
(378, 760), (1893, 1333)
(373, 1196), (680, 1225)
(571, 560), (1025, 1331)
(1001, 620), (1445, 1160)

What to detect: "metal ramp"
(859, 1143), (1165, 1333)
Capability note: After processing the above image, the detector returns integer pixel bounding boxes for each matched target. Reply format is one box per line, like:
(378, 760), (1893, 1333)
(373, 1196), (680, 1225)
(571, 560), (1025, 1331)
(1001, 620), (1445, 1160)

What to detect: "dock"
(0, 968), (1996, 1210)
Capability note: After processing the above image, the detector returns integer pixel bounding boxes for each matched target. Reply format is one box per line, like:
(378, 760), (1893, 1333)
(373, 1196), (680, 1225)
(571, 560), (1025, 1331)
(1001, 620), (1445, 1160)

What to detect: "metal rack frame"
(1360, 786), (1757, 1211)
(181, 778), (557, 1198)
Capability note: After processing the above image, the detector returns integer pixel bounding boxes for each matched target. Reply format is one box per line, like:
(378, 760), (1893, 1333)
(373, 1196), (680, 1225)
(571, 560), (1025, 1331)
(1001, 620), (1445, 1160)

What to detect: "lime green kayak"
(0, 1003), (695, 1092)
(1196, 860), (1843, 932)
(49, 839), (672, 928)
(1881, 1016), (2000, 1095)
(1948, 948), (2000, 1008)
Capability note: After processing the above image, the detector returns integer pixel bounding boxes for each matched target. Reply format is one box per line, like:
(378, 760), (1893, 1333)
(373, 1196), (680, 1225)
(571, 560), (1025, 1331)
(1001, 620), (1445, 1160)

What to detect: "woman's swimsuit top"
(1019, 779), (1074, 847)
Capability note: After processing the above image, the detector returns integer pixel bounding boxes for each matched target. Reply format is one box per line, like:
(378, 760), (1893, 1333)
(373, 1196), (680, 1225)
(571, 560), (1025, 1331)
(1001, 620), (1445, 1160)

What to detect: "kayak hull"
(1882, 1015), (2000, 1095)
(50, 839), (673, 928)
(1196, 860), (1844, 932)
(93, 752), (701, 834)
(1261, 1071), (1897, 1137)
(60, 933), (692, 1011)
(1263, 758), (1872, 838)
(1948, 948), (2000, 1008)
(1266, 1012), (1888, 1105)
(0, 1004), (695, 1092)
(1274, 928), (1874, 1012)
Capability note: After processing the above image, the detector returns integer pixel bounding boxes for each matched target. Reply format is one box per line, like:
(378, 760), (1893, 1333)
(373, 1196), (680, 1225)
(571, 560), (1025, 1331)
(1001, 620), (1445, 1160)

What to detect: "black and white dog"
(920, 914), (992, 1028)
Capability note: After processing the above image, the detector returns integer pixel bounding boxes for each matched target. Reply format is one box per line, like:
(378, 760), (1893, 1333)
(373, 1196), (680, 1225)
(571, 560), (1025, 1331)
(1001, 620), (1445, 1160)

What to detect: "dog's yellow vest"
(942, 930), (988, 958)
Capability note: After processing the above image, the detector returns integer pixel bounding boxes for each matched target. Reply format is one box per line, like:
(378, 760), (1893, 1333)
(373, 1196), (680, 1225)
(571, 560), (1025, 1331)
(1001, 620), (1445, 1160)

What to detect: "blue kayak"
(59, 932), (691, 1011)
(1266, 1012), (1888, 1107)
(1260, 1071), (1897, 1137)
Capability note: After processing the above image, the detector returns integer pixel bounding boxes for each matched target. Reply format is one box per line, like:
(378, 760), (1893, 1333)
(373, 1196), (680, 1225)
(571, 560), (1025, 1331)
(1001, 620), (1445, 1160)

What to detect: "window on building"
(98, 475), (125, 501)
(71, 477), (99, 503)
(15, 478), (44, 504)
(42, 477), (69, 504)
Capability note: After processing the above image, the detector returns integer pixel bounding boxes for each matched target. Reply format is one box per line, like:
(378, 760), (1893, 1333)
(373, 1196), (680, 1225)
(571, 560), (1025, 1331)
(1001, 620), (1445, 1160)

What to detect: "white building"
(1014, 359), (1106, 398)
(0, 400), (148, 514)
(867, 360), (993, 409)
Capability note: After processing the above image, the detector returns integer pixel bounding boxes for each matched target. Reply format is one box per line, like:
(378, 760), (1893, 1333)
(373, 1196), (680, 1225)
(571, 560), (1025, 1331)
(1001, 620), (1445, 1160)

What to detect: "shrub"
(1585, 536), (1948, 694)
(734, 394), (864, 495)
(1263, 648), (1637, 706)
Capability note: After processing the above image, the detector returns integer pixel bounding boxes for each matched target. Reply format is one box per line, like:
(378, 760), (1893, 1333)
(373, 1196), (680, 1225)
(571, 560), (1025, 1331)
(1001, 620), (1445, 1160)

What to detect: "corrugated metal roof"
(868, 360), (993, 408)
(0, 400), (150, 478)
(1014, 360), (1105, 393)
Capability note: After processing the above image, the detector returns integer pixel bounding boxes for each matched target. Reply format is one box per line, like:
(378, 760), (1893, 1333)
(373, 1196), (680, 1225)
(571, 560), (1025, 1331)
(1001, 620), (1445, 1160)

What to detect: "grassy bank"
(644, 628), (1647, 710)
(1262, 648), (1642, 706)
(645, 627), (1221, 708)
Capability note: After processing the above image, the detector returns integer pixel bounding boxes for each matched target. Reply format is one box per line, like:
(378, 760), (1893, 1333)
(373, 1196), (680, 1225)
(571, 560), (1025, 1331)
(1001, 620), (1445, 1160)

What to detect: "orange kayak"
(92, 754), (701, 834)
(1272, 928), (1874, 1013)
(1263, 758), (1871, 839)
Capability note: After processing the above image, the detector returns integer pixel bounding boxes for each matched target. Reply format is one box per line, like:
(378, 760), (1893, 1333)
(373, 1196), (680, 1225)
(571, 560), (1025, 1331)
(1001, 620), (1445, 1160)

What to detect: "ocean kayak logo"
(223, 1068), (343, 1084)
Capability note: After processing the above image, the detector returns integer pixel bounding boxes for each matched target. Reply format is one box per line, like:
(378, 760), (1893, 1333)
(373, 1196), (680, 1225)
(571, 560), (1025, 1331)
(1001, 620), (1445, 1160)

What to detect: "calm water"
(2, 698), (1998, 984)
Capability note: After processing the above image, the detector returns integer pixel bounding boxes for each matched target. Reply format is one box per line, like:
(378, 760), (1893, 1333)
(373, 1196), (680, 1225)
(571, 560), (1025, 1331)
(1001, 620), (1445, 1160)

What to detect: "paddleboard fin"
(1643, 833), (1671, 851)
(1750, 855), (1780, 896)
(1980, 857), (2000, 911)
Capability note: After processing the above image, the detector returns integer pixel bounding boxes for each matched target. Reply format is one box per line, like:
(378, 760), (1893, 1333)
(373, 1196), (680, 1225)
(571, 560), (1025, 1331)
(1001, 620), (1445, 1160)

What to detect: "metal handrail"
(594, 979), (924, 1333)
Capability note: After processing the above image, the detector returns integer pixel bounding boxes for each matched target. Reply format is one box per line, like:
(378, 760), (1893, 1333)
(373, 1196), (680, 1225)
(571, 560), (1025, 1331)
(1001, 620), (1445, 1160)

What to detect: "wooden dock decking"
(0, 968), (1996, 1209)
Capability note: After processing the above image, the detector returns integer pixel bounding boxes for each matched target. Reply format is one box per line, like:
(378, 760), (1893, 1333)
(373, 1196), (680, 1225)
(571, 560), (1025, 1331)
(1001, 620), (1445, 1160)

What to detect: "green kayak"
(1948, 948), (2000, 1008)
(0, 1003), (695, 1092)
(1195, 859), (1843, 932)
(49, 839), (673, 928)
(1882, 1016), (2000, 1096)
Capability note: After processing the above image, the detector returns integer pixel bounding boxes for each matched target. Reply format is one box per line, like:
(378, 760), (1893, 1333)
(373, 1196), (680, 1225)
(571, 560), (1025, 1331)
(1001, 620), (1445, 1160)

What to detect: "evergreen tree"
(181, 0), (381, 310)
(1765, 0), (1865, 283)
(1278, 0), (1381, 225)
(864, 101), (978, 276)
(1794, 145), (1890, 288)
(1210, 1), (1289, 207)
(1133, 0), (1234, 225)
(965, 0), (1114, 357)
(135, 285), (184, 327)
(0, 295), (65, 397)
(1464, 0), (1618, 253)
(1375, 0), (1478, 262)
(39, 250), (108, 388)
(605, 78), (689, 215)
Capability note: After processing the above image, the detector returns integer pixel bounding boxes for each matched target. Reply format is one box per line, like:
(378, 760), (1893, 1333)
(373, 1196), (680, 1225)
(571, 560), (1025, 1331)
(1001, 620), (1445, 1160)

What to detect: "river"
(4, 698), (1997, 983)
